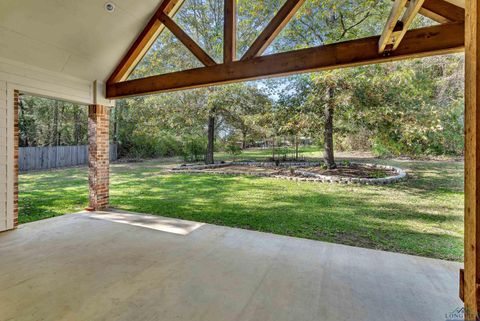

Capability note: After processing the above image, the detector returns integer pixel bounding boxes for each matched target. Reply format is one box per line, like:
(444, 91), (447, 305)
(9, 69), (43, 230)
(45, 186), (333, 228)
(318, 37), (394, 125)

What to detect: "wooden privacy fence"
(19, 144), (118, 172)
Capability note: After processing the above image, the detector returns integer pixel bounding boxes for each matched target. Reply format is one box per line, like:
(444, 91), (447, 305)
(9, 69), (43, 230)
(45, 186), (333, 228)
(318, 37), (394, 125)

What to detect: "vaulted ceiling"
(0, 0), (161, 81)
(0, 0), (466, 83)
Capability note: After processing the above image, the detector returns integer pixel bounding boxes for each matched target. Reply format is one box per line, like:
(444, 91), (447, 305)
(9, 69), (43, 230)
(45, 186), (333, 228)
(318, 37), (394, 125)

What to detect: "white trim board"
(0, 80), (6, 232)
(5, 84), (14, 230)
(0, 57), (94, 105)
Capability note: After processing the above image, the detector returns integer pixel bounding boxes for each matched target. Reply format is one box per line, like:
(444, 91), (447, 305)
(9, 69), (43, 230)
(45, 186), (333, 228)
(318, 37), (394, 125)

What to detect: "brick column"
(13, 90), (19, 227)
(88, 105), (110, 210)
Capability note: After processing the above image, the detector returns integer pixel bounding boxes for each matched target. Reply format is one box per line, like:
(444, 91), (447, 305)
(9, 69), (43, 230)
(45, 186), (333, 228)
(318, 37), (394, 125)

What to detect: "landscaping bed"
(172, 161), (406, 185)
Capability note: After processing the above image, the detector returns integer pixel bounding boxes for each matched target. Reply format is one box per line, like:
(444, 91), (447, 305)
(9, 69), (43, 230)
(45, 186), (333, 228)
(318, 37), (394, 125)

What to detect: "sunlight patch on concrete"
(88, 210), (205, 235)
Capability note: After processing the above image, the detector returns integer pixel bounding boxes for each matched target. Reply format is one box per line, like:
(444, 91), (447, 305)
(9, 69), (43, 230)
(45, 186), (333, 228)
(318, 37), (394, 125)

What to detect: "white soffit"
(0, 0), (160, 82)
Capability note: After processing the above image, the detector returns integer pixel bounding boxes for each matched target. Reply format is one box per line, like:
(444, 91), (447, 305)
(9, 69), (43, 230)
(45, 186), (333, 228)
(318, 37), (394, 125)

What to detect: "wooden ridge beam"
(106, 22), (464, 99)
(158, 13), (217, 66)
(224, 0), (237, 63)
(107, 0), (185, 84)
(241, 0), (306, 60)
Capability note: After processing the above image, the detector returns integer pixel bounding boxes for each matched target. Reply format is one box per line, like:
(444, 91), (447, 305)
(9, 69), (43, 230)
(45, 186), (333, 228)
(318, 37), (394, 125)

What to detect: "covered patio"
(0, 210), (461, 321)
(0, 0), (478, 319)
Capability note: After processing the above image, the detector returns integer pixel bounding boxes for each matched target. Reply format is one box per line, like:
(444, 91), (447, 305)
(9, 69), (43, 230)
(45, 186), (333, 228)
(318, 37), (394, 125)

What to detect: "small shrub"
(181, 136), (207, 162)
(119, 133), (183, 159)
(226, 142), (242, 161)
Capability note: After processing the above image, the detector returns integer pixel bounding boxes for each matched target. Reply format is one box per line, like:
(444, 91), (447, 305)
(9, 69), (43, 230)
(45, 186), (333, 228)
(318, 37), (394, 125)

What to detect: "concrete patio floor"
(0, 210), (462, 321)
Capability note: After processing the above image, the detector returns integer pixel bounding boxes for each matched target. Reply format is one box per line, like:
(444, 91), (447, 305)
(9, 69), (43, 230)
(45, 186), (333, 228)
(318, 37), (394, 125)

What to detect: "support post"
(88, 105), (110, 211)
(464, 0), (480, 318)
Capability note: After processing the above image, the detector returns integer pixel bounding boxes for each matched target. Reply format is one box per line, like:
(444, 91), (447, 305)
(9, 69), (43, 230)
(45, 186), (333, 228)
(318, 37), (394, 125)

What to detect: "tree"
(323, 86), (336, 168)
(275, 85), (311, 160)
(205, 104), (216, 164)
(111, 0), (464, 161)
(268, 0), (390, 167)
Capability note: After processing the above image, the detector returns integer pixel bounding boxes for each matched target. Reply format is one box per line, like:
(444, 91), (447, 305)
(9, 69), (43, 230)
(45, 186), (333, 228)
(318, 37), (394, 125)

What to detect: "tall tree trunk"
(73, 106), (81, 145)
(58, 103), (64, 146)
(242, 130), (247, 149)
(52, 101), (59, 146)
(295, 135), (299, 160)
(18, 99), (28, 147)
(272, 136), (276, 161)
(113, 106), (119, 144)
(205, 110), (215, 164)
(324, 87), (336, 169)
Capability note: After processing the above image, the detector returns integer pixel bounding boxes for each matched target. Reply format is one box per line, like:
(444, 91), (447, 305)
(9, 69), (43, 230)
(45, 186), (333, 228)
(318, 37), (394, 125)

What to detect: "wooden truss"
(106, 0), (465, 99)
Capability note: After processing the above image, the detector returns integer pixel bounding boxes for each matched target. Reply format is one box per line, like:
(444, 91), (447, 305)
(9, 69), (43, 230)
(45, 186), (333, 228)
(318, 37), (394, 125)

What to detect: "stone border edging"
(171, 161), (407, 185)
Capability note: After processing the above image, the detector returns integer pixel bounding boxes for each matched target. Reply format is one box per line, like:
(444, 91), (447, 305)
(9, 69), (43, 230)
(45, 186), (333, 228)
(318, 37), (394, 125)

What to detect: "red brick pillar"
(13, 90), (19, 227)
(88, 105), (110, 210)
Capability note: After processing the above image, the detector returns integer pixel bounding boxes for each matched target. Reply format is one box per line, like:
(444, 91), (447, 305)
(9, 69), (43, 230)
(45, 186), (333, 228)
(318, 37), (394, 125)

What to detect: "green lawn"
(19, 150), (464, 261)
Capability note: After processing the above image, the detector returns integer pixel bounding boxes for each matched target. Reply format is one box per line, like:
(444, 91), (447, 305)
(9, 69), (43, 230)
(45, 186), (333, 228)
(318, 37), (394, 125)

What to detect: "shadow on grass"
(110, 173), (463, 261)
(19, 167), (88, 223)
(18, 159), (464, 261)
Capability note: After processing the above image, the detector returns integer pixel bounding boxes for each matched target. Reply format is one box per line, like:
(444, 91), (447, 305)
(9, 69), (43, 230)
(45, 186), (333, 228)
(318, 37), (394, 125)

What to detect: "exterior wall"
(0, 81), (6, 231)
(0, 58), (111, 232)
(88, 105), (110, 210)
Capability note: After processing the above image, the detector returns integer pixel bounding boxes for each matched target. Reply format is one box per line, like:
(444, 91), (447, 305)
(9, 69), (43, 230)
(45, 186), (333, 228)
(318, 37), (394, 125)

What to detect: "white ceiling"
(0, 0), (160, 82)
(0, 0), (466, 83)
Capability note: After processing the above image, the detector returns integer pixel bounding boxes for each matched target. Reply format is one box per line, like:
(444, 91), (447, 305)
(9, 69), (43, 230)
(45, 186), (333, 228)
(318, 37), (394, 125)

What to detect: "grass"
(216, 145), (322, 161)
(19, 148), (464, 261)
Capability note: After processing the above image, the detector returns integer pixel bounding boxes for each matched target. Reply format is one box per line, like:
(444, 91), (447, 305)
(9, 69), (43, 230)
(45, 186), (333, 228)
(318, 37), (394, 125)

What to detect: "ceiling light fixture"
(105, 2), (116, 13)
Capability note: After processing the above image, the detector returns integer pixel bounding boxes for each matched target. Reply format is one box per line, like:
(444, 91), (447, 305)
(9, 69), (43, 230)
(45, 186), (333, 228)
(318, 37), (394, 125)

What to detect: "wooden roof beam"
(419, 0), (465, 23)
(224, 0), (237, 63)
(241, 0), (306, 60)
(394, 0), (465, 23)
(379, 0), (409, 54)
(107, 22), (464, 98)
(392, 0), (427, 51)
(107, 0), (185, 84)
(382, 0), (464, 53)
(158, 13), (217, 66)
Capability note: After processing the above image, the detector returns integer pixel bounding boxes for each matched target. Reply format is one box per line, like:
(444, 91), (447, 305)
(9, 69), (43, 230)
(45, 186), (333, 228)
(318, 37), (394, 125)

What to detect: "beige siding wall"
(0, 59), (97, 232)
(0, 81), (6, 231)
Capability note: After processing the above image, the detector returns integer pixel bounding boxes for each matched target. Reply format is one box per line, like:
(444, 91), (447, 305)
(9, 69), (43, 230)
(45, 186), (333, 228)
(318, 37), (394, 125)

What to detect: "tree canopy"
(18, 0), (465, 162)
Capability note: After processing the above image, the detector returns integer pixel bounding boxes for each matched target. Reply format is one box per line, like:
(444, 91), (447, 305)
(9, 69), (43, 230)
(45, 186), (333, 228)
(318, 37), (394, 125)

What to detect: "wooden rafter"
(379, 0), (409, 54)
(395, 0), (465, 23)
(224, 0), (237, 63)
(392, 0), (426, 51)
(419, 0), (465, 23)
(241, 0), (306, 60)
(107, 0), (185, 84)
(158, 13), (217, 66)
(106, 22), (464, 98)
